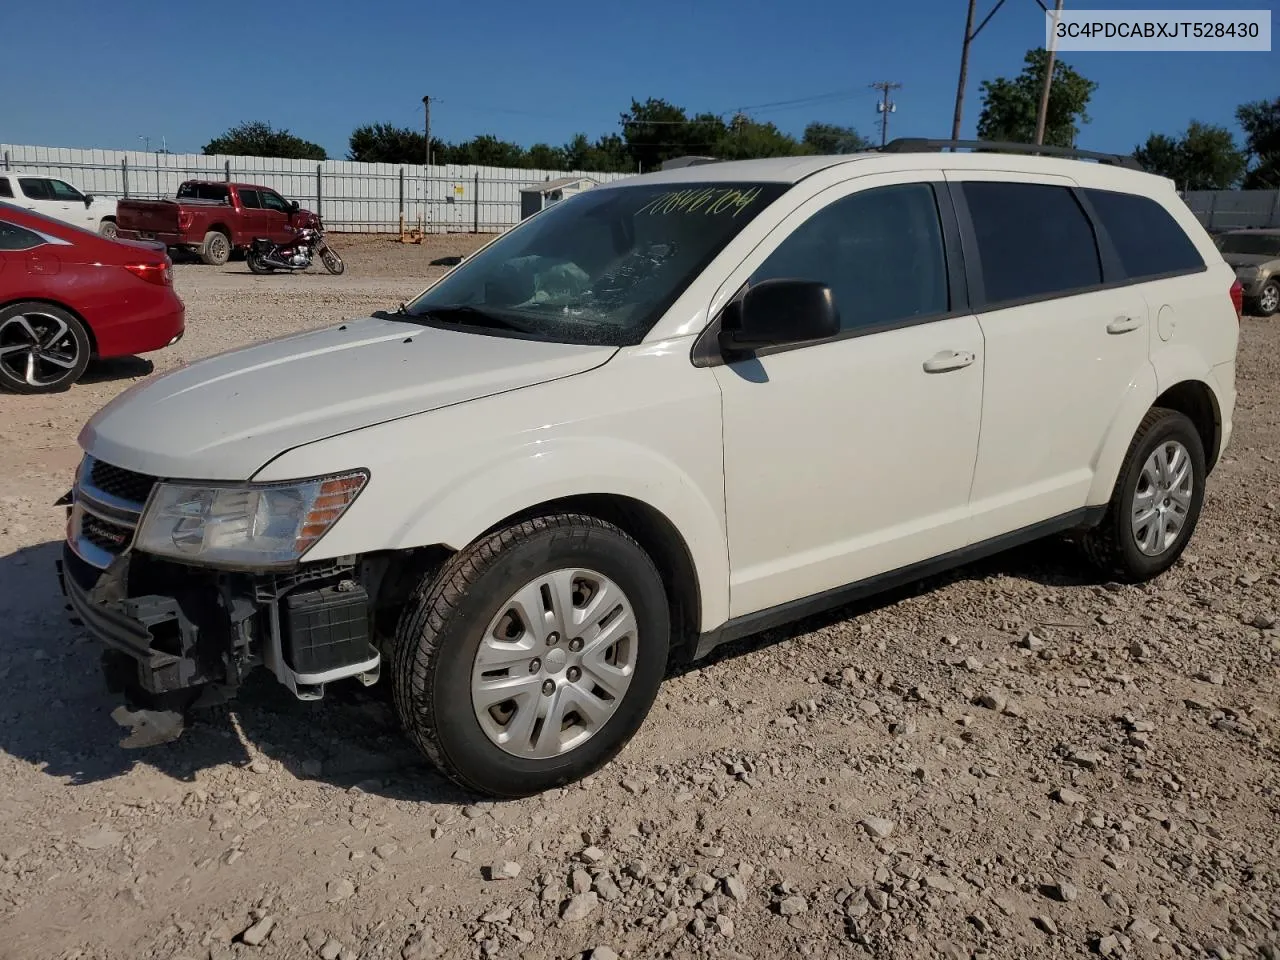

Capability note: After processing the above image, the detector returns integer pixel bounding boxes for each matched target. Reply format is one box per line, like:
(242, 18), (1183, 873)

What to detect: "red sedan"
(0, 201), (184, 394)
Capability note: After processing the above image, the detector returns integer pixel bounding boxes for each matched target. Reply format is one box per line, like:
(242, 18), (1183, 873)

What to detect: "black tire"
(392, 514), (670, 798)
(1254, 280), (1279, 318)
(1080, 407), (1206, 583)
(0, 301), (92, 394)
(98, 218), (118, 240)
(199, 230), (231, 266)
(247, 251), (275, 275)
(319, 243), (345, 275)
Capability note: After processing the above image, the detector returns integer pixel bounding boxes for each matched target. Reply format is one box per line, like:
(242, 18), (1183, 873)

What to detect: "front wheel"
(0, 302), (92, 394)
(1080, 408), (1206, 583)
(392, 514), (670, 798)
(319, 242), (345, 275)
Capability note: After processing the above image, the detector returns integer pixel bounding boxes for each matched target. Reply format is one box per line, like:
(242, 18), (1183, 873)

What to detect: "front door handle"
(923, 350), (976, 373)
(1106, 315), (1143, 334)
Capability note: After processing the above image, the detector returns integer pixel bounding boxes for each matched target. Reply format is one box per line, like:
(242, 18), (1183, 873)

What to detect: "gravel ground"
(0, 234), (1276, 960)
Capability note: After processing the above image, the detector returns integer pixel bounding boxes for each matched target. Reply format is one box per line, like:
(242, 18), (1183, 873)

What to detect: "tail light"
(124, 262), (172, 286)
(1229, 278), (1243, 320)
(177, 211), (193, 230)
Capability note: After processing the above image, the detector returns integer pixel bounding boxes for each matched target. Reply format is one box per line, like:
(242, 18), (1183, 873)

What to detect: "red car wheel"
(0, 302), (92, 394)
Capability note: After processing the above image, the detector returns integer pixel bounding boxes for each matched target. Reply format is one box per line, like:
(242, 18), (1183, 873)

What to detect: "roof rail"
(878, 138), (1144, 171)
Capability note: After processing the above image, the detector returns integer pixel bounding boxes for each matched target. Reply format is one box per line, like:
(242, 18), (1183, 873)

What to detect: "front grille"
(82, 513), (135, 553)
(90, 459), (158, 505)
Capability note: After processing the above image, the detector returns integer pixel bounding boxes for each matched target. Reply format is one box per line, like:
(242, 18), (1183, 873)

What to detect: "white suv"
(58, 140), (1240, 798)
(0, 171), (119, 236)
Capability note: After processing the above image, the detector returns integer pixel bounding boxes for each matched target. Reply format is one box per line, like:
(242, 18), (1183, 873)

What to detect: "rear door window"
(18, 178), (53, 201)
(0, 180), (13, 199)
(960, 181), (1102, 306)
(1082, 188), (1205, 280)
(177, 183), (230, 202)
(239, 189), (261, 209)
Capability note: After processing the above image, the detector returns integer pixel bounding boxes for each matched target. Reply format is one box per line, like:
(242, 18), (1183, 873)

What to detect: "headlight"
(134, 470), (368, 568)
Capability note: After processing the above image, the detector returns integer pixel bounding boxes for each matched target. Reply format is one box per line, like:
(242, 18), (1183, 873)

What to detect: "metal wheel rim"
(471, 567), (638, 759)
(210, 235), (229, 261)
(0, 312), (80, 387)
(100, 221), (118, 239)
(1261, 284), (1279, 314)
(1131, 439), (1194, 556)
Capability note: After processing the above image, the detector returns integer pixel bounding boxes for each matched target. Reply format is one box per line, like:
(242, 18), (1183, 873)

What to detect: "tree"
(1236, 96), (1280, 189)
(801, 122), (871, 155)
(619, 98), (728, 171)
(203, 121), (327, 160)
(975, 48), (1097, 148)
(1135, 122), (1246, 190)
(349, 123), (431, 164)
(717, 114), (803, 161)
(525, 143), (566, 170)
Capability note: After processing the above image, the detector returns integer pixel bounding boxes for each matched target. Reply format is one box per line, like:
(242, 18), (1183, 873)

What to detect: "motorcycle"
(247, 226), (345, 275)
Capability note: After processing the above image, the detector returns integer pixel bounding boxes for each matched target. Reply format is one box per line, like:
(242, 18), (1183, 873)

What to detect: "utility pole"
(951, 0), (1011, 141)
(422, 95), (431, 167)
(1034, 0), (1065, 145)
(871, 81), (901, 147)
(138, 135), (150, 153)
(952, 0), (977, 139)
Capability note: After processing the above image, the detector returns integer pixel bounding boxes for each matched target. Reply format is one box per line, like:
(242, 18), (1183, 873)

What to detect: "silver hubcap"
(471, 568), (638, 759)
(211, 236), (228, 260)
(0, 313), (79, 386)
(1131, 440), (1194, 556)
(1262, 284), (1279, 313)
(100, 221), (117, 238)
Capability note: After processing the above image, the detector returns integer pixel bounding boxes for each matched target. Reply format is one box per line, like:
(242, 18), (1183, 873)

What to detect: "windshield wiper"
(411, 304), (533, 334)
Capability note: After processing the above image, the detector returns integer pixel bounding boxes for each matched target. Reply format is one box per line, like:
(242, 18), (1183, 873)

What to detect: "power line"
(871, 81), (901, 147)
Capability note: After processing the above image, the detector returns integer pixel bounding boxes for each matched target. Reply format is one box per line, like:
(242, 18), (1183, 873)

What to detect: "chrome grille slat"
(70, 456), (159, 569)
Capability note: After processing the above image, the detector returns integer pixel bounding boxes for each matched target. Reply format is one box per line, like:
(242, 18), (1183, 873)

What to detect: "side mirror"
(83, 194), (94, 207)
(290, 200), (300, 214)
(718, 278), (839, 352)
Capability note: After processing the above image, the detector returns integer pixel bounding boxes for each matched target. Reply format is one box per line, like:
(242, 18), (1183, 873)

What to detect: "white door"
(947, 173), (1152, 540)
(45, 178), (98, 228)
(711, 174), (986, 617)
(16, 177), (66, 221)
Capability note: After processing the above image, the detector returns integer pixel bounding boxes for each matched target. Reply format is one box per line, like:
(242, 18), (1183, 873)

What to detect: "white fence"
(1183, 189), (1280, 231)
(1, 144), (635, 234)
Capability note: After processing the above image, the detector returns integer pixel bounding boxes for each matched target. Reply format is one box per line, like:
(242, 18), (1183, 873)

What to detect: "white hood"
(78, 316), (616, 481)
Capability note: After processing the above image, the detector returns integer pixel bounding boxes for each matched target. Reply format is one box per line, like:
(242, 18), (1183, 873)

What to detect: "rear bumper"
(93, 291), (185, 358)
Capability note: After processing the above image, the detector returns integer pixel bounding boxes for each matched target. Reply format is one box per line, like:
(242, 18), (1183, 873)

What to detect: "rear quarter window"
(0, 180), (12, 199)
(1082, 188), (1205, 280)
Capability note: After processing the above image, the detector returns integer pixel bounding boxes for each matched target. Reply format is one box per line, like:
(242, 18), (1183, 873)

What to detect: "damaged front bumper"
(56, 463), (382, 704)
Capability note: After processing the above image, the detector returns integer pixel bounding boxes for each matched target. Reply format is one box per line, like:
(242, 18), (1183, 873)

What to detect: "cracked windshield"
(404, 182), (787, 345)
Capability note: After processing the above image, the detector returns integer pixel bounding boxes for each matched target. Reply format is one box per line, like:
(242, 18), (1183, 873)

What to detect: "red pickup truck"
(115, 180), (320, 266)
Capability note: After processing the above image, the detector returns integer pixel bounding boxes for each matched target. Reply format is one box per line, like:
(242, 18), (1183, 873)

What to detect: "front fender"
(394, 436), (729, 630)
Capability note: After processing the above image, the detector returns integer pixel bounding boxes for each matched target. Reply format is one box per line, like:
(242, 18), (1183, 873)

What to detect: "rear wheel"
(1256, 280), (1279, 317)
(247, 250), (275, 275)
(200, 230), (231, 266)
(0, 302), (92, 394)
(1080, 408), (1205, 582)
(98, 219), (118, 240)
(392, 514), (670, 798)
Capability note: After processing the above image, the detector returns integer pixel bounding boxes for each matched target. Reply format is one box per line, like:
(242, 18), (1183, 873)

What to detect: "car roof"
(596, 149), (1165, 191)
(1223, 227), (1280, 235)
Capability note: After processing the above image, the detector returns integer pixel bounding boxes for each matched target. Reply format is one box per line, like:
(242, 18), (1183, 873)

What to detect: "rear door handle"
(922, 350), (976, 373)
(1106, 315), (1143, 334)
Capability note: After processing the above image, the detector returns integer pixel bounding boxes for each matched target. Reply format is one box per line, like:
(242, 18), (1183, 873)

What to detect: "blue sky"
(2, 0), (1273, 159)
